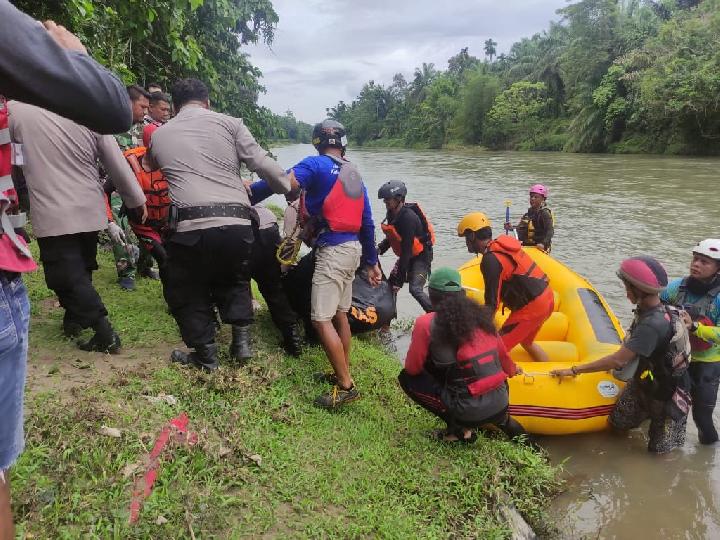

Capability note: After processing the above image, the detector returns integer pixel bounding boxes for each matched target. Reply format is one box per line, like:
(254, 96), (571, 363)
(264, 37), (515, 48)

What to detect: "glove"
(107, 221), (127, 245)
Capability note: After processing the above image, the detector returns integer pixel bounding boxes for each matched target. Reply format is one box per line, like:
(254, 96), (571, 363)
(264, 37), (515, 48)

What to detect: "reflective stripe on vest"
(0, 127), (10, 146)
(0, 175), (12, 191)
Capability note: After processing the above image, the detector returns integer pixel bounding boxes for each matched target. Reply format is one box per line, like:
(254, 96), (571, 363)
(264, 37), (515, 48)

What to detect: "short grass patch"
(13, 246), (561, 538)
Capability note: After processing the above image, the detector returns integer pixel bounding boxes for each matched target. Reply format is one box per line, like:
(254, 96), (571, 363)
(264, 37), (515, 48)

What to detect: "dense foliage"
(17, 0), (283, 137)
(328, 0), (719, 154)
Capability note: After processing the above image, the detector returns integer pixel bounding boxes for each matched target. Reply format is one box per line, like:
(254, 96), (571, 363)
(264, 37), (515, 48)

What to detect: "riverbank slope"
(12, 245), (560, 538)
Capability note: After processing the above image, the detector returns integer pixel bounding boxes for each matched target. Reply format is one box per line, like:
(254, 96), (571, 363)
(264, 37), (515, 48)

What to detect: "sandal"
(431, 429), (478, 444)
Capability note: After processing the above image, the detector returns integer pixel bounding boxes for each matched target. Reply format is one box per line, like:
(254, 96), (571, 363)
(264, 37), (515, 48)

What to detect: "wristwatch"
(571, 365), (578, 376)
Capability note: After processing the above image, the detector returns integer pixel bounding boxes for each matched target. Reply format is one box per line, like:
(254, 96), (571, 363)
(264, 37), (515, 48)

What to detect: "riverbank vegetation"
(14, 244), (560, 538)
(328, 0), (720, 155)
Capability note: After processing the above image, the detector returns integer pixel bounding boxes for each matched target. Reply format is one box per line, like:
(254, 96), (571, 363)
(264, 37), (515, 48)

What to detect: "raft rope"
(275, 199), (303, 266)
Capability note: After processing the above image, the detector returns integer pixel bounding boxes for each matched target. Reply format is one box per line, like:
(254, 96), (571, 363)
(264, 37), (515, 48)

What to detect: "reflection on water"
(271, 145), (720, 538)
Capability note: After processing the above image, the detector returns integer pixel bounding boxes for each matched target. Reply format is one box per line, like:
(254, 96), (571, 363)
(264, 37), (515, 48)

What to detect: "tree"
(14, 0), (279, 137)
(448, 47), (479, 79)
(484, 38), (497, 62)
(453, 72), (501, 144)
(483, 82), (550, 149)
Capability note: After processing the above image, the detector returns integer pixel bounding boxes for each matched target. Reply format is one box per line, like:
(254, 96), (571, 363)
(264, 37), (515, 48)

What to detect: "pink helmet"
(529, 184), (548, 198)
(616, 256), (668, 294)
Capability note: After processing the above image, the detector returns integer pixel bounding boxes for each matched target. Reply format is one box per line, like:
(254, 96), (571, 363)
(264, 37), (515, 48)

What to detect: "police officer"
(377, 180), (434, 312)
(147, 78), (291, 371)
(9, 100), (146, 352)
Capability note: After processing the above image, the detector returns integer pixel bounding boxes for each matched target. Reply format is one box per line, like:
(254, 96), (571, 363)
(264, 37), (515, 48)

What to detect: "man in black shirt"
(551, 256), (691, 453)
(377, 181), (434, 312)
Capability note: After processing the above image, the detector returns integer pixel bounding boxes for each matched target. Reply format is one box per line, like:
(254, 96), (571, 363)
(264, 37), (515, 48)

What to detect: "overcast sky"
(245, 0), (569, 123)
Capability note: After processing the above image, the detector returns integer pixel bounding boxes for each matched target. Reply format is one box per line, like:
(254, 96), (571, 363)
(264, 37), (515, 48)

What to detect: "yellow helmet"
(457, 212), (492, 237)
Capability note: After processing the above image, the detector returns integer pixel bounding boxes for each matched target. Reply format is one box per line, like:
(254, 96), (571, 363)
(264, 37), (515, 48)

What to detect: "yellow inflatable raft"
(458, 247), (626, 435)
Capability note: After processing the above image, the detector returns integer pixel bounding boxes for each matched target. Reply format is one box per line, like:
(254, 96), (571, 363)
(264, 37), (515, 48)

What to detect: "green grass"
(12, 244), (561, 539)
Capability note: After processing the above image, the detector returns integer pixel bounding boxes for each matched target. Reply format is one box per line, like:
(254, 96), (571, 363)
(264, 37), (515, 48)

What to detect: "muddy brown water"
(270, 144), (720, 538)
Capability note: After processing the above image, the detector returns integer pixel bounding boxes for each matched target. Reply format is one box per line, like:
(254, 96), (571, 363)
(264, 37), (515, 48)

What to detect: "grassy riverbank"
(12, 244), (561, 538)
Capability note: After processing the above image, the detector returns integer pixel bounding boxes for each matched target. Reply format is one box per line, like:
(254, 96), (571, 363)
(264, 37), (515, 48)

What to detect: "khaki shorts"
(311, 241), (362, 322)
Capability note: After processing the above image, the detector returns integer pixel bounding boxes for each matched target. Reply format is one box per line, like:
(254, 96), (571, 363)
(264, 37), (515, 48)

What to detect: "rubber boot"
(78, 317), (121, 354)
(229, 325), (253, 363)
(282, 324), (303, 357)
(170, 342), (219, 372)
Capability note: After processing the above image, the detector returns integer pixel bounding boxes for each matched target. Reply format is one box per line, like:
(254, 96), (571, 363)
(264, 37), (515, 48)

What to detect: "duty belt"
(177, 203), (253, 222)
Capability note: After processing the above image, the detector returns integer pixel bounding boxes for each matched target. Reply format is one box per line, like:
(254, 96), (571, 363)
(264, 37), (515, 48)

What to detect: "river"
(269, 144), (720, 539)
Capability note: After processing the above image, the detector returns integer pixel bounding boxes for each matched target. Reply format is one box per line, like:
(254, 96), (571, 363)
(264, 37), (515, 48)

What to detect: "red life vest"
(0, 97), (35, 273)
(321, 155), (364, 233)
(380, 202), (435, 257)
(123, 146), (170, 229)
(429, 320), (507, 397)
(487, 236), (548, 311)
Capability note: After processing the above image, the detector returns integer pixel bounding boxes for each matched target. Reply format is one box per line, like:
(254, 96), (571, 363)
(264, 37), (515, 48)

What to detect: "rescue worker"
(377, 180), (434, 313)
(248, 119), (381, 409)
(250, 205), (302, 356)
(512, 184), (554, 252)
(8, 100), (146, 352)
(458, 212), (553, 362)
(110, 84), (152, 289)
(116, 85), (150, 151)
(0, 5), (132, 536)
(146, 92), (171, 125)
(398, 267), (526, 443)
(662, 239), (720, 445)
(552, 256), (691, 454)
(122, 125), (170, 271)
(147, 78), (291, 371)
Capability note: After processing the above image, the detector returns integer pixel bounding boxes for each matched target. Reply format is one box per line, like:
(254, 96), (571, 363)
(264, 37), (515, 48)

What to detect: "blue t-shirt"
(250, 154), (378, 265)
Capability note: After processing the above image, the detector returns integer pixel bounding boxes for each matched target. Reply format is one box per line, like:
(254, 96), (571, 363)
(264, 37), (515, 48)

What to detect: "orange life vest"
(487, 236), (548, 311)
(380, 202), (435, 257)
(123, 146), (170, 228)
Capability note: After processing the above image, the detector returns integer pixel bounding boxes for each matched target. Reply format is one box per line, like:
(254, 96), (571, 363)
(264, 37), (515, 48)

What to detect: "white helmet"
(693, 239), (720, 260)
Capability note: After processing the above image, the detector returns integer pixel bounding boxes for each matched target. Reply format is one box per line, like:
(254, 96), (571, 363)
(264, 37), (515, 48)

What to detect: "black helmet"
(312, 120), (347, 153)
(378, 180), (407, 200)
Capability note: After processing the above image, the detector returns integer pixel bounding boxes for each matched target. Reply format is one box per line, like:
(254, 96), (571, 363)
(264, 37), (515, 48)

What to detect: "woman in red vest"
(398, 267), (526, 443)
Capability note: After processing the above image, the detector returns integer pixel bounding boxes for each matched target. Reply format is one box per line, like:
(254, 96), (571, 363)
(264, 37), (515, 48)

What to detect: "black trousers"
(407, 255), (433, 313)
(689, 362), (720, 444)
(37, 232), (108, 328)
(250, 226), (298, 332)
(163, 225), (254, 347)
(397, 369), (525, 438)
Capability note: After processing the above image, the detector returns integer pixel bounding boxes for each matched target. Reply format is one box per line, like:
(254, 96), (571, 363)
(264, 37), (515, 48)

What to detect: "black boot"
(282, 324), (303, 357)
(78, 317), (121, 354)
(229, 325), (253, 363)
(170, 342), (219, 372)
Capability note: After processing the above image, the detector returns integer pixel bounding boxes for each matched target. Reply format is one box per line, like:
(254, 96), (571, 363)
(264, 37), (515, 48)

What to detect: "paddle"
(504, 199), (518, 240)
